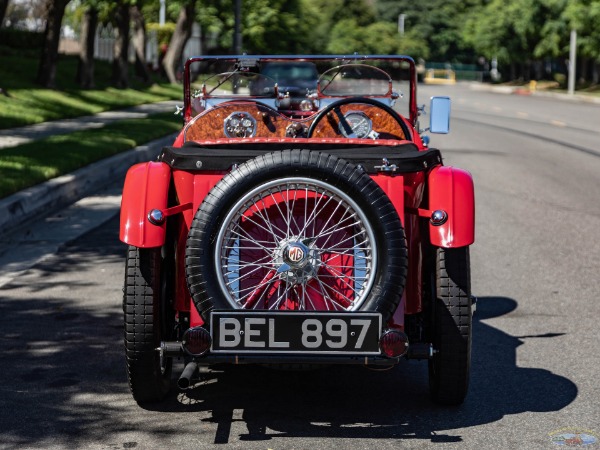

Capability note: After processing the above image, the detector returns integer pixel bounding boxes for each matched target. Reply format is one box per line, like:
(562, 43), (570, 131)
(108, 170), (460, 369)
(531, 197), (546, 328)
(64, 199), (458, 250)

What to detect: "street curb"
(0, 133), (177, 238)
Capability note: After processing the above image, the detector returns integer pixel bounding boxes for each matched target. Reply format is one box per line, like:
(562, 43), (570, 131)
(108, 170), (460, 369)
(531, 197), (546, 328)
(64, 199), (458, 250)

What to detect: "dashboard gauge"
(339, 111), (372, 138)
(224, 112), (257, 138)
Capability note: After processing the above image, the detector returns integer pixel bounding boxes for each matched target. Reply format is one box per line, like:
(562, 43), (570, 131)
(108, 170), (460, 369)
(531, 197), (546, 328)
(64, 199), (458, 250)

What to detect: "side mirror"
(429, 96), (451, 134)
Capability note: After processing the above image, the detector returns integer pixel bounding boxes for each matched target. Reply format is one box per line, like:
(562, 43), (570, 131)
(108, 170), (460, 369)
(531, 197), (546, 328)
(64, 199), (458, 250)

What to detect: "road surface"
(1, 84), (599, 449)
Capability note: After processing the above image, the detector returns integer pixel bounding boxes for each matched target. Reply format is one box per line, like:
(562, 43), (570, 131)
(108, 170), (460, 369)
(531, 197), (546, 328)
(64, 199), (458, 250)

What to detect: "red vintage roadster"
(120, 55), (475, 406)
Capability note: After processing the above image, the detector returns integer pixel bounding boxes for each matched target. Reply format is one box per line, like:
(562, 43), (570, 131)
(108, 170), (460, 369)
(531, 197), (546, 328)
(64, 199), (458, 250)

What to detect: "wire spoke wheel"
(215, 177), (377, 311)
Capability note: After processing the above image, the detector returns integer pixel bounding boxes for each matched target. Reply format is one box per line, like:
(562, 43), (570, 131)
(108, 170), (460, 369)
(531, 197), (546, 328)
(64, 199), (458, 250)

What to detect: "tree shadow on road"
(0, 214), (578, 447)
(160, 296), (577, 444)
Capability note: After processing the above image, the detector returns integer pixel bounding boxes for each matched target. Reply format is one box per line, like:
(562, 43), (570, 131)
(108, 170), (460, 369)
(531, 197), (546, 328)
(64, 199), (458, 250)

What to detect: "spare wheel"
(185, 150), (408, 323)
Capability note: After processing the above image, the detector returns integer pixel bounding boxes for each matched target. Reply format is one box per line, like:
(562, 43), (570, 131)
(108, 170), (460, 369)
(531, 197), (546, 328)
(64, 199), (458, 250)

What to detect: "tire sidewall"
(124, 246), (173, 403)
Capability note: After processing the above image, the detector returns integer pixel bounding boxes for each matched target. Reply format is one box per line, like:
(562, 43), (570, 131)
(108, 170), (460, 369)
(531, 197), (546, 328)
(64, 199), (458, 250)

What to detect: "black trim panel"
(159, 142), (442, 173)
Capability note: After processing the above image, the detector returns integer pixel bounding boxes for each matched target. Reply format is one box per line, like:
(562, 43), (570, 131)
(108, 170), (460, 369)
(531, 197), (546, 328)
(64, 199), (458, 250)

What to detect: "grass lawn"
(0, 112), (181, 199)
(0, 51), (182, 129)
(0, 47), (184, 199)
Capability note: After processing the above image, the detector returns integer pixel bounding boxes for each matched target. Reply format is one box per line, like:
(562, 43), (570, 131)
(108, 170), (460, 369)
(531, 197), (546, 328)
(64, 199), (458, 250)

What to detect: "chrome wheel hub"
(275, 237), (321, 285)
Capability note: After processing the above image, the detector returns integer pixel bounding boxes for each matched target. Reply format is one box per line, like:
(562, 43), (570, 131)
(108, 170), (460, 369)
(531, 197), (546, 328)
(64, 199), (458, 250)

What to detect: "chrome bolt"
(430, 210), (448, 226)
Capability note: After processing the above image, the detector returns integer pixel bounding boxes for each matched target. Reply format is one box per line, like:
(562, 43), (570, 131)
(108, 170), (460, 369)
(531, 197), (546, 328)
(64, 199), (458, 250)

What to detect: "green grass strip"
(0, 84), (182, 129)
(0, 53), (182, 129)
(0, 112), (181, 199)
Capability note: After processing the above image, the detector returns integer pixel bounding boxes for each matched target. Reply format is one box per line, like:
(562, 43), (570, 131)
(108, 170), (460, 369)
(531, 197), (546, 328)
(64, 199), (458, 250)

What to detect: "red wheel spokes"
(221, 180), (373, 311)
(242, 269), (277, 309)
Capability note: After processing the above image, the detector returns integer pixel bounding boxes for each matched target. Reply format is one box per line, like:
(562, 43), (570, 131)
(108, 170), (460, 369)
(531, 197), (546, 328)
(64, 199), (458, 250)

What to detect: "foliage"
(563, 0), (600, 60)
(325, 18), (429, 58)
(461, 0), (600, 80)
(147, 22), (176, 46)
(193, 0), (318, 54)
(243, 0), (314, 54)
(7, 0), (600, 90)
(376, 0), (478, 62)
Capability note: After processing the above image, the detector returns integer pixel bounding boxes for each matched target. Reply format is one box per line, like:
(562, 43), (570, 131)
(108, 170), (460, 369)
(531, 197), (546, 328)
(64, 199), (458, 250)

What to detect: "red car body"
(120, 55), (475, 406)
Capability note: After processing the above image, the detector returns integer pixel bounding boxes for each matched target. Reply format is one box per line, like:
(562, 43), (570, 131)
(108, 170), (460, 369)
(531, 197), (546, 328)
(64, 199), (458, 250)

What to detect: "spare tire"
(185, 149), (408, 323)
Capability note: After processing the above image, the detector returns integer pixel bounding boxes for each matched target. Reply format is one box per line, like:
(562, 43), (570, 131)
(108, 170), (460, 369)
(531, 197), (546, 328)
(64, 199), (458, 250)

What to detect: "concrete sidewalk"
(0, 133), (177, 238)
(0, 100), (181, 237)
(0, 100), (180, 148)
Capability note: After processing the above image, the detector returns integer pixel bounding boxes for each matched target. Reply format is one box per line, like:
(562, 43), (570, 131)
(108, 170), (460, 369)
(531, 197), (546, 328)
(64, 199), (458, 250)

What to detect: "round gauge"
(339, 111), (372, 138)
(224, 112), (257, 138)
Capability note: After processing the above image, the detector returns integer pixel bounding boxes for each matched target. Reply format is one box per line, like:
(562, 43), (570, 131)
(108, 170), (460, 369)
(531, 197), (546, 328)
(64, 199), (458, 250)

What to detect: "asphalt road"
(1, 84), (599, 449)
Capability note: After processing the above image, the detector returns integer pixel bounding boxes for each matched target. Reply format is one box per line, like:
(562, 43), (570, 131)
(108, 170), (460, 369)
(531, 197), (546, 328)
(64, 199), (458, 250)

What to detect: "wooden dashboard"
(183, 101), (408, 142)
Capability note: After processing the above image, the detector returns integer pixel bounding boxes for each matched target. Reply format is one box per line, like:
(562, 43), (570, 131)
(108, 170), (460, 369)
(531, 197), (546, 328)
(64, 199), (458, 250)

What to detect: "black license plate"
(210, 311), (382, 355)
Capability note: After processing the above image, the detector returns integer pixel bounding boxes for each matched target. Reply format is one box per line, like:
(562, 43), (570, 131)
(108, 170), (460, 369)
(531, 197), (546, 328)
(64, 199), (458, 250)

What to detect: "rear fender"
(427, 166), (475, 248)
(120, 162), (171, 248)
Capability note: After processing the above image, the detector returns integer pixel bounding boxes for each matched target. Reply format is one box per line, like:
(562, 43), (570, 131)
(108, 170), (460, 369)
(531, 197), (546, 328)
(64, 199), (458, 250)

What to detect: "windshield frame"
(183, 55), (418, 127)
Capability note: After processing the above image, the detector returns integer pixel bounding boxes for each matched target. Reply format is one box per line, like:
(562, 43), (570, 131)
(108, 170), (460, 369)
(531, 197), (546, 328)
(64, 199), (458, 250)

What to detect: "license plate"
(210, 311), (382, 355)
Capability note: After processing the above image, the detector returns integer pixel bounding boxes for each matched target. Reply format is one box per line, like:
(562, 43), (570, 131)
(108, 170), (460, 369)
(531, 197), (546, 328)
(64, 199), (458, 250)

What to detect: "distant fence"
(93, 23), (202, 70)
(58, 23), (202, 72)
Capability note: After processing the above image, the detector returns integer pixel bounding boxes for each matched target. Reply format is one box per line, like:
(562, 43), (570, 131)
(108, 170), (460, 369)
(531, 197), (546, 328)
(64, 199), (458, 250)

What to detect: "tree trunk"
(36, 0), (71, 87)
(162, 0), (196, 84)
(579, 58), (588, 85)
(0, 0), (9, 27)
(76, 7), (98, 88)
(131, 5), (150, 83)
(111, 1), (130, 88)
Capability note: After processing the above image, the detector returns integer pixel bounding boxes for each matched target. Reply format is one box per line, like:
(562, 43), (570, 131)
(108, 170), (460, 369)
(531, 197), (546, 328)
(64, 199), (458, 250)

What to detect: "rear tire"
(124, 246), (173, 404)
(428, 247), (472, 405)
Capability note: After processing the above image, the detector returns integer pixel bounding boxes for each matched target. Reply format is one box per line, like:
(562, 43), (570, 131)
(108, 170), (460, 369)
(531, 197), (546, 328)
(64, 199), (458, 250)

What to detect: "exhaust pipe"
(178, 361), (199, 390)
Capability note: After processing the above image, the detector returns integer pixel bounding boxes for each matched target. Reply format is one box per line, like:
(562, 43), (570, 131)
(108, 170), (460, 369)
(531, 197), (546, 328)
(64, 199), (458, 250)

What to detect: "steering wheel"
(306, 96), (411, 139)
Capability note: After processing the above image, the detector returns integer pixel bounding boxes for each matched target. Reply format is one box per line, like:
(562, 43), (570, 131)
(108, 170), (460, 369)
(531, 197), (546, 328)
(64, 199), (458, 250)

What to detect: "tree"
(162, 0), (196, 83)
(563, 0), (600, 83)
(242, 0), (314, 54)
(462, 0), (531, 78)
(76, 6), (98, 88)
(131, 4), (151, 82)
(36, 0), (72, 87)
(0, 0), (9, 27)
(111, 0), (130, 88)
(462, 0), (580, 81)
(325, 18), (429, 58)
(325, 18), (363, 54)
(306, 0), (375, 53)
